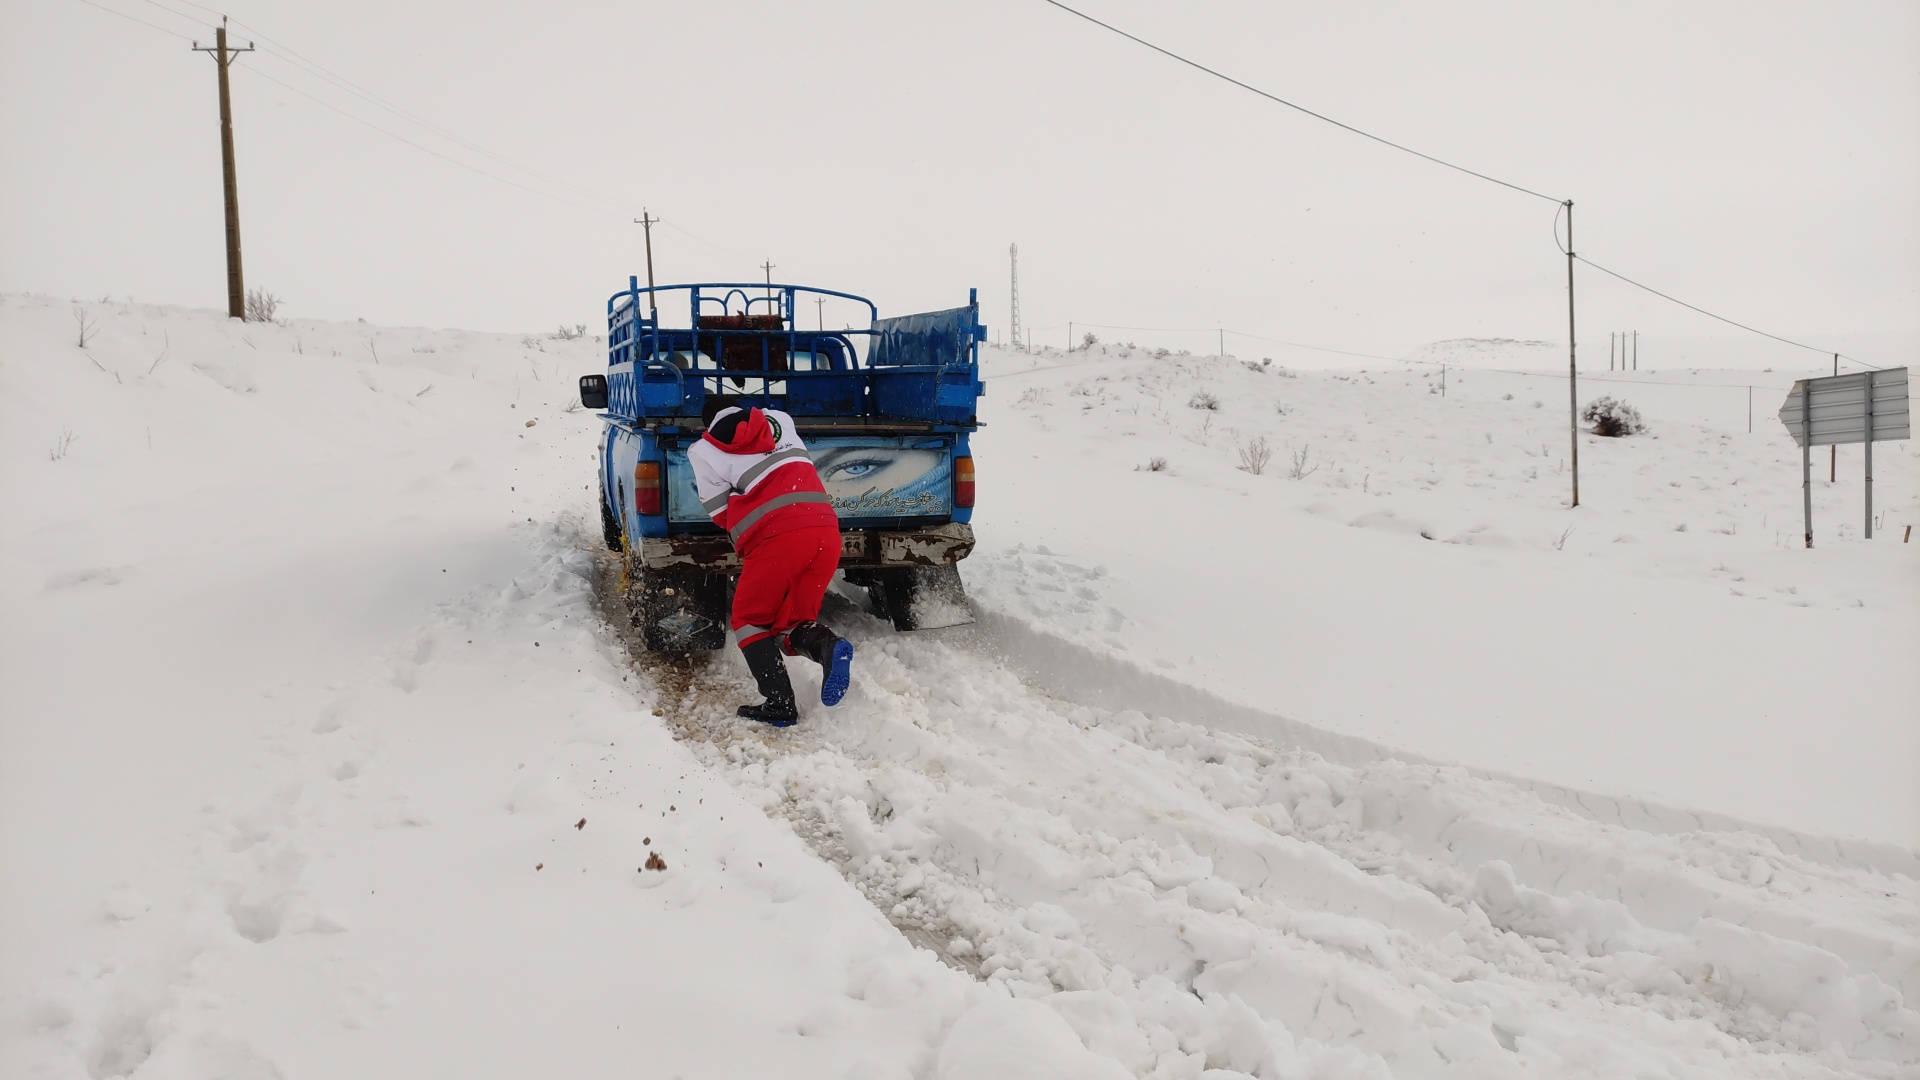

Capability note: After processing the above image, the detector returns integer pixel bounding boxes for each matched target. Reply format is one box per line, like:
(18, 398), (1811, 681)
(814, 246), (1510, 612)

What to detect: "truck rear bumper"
(635, 522), (974, 574)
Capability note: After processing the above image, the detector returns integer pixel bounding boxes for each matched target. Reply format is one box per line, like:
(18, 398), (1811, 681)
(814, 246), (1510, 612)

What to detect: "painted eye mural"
(813, 447), (947, 517)
(664, 437), (953, 524)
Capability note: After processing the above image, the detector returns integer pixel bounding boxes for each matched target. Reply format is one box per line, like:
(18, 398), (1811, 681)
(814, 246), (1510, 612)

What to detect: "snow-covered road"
(4, 297), (1914, 1078)
(611, 551), (1919, 1078)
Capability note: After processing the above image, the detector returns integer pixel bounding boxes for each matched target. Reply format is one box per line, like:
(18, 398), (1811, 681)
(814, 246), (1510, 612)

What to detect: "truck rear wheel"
(600, 495), (624, 553)
(629, 569), (728, 652)
(865, 566), (972, 631)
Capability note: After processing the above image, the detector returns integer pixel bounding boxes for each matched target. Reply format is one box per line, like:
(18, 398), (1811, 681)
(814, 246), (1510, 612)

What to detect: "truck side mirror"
(579, 374), (608, 410)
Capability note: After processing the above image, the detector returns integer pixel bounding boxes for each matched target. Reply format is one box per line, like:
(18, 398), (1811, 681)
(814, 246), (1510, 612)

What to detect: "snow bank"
(4, 297), (1914, 1079)
(968, 343), (1919, 852)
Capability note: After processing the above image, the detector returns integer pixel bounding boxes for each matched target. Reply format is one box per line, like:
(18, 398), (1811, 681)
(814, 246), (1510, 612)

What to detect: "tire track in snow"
(591, 555), (1918, 1078)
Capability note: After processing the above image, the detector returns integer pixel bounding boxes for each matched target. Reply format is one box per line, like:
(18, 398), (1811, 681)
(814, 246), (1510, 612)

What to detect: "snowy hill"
(2, 295), (1915, 1079)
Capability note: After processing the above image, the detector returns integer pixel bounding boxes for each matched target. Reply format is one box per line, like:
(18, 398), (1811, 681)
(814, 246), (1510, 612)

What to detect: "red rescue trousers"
(731, 525), (841, 651)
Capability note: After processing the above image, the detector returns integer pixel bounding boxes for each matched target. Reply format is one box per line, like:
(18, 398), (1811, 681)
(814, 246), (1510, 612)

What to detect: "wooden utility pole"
(633, 210), (658, 316)
(193, 20), (254, 320)
(814, 296), (824, 331)
(1564, 201), (1579, 508)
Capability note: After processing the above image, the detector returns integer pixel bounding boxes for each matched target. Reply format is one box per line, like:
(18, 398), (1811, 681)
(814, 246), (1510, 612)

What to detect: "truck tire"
(629, 569), (728, 652)
(871, 566), (973, 631)
(599, 495), (624, 553)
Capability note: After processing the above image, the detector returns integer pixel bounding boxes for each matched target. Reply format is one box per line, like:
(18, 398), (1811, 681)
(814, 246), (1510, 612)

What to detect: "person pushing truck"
(578, 279), (984, 714)
(688, 395), (855, 725)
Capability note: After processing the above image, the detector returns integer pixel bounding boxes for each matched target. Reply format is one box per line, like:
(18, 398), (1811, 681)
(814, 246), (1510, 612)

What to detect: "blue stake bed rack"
(604, 280), (986, 425)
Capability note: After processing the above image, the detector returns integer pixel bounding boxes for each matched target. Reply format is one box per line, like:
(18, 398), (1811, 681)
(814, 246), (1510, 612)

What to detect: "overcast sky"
(4, 0), (1915, 363)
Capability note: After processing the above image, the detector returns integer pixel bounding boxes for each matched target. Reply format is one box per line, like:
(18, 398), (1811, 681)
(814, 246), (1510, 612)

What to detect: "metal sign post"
(1778, 367), (1910, 547)
(1800, 386), (1813, 547)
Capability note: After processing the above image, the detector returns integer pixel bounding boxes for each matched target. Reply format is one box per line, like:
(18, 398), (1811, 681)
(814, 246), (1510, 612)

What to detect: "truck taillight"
(634, 460), (663, 515)
(954, 456), (975, 508)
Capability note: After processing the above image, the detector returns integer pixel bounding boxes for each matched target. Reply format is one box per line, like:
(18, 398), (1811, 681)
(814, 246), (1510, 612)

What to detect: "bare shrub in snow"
(1552, 526), (1573, 551)
(1016, 387), (1048, 406)
(73, 308), (99, 348)
(243, 288), (281, 323)
(1239, 437), (1273, 475)
(1136, 457), (1168, 472)
(554, 323), (588, 340)
(1583, 396), (1645, 437)
(1080, 331), (1098, 350)
(1287, 445), (1318, 480)
(49, 427), (77, 460)
(1188, 390), (1220, 411)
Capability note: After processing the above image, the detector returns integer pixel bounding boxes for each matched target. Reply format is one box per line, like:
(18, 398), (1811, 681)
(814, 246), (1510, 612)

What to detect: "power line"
(1070, 320), (1404, 362)
(1226, 329), (1402, 363)
(1549, 201), (1872, 369)
(1054, 4), (1882, 383)
(132, 0), (210, 32)
(1572, 254), (1870, 366)
(72, 0), (635, 218)
(1035, 0), (1562, 204)
(1387, 354), (1878, 392)
(154, 0), (224, 17)
(122, 0), (636, 213)
(656, 217), (755, 261)
(232, 31), (630, 211)
(241, 66), (623, 217)
(72, 0), (196, 41)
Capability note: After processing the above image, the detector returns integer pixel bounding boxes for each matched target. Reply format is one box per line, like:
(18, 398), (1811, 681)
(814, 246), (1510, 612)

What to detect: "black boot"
(785, 621), (854, 708)
(784, 621), (840, 666)
(737, 636), (799, 727)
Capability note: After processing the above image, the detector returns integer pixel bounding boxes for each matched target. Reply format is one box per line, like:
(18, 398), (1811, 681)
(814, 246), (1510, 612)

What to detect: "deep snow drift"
(1, 295), (1914, 1079)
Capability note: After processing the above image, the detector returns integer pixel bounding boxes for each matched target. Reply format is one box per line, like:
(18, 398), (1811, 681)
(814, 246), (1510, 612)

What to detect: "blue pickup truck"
(578, 280), (985, 651)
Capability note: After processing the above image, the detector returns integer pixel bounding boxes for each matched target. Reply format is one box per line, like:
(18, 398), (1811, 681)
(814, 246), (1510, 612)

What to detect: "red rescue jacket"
(686, 407), (838, 554)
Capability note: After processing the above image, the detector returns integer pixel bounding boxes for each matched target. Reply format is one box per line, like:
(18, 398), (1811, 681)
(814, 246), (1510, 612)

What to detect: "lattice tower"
(1008, 243), (1022, 352)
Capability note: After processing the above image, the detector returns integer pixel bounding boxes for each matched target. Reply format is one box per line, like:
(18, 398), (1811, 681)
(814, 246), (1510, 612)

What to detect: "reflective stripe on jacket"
(686, 406), (838, 554)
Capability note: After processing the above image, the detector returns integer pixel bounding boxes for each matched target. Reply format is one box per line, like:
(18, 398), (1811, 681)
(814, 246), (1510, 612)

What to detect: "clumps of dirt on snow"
(588, 558), (985, 974)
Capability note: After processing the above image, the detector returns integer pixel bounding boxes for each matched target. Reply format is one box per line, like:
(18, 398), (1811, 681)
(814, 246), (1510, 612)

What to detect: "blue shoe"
(821, 638), (854, 707)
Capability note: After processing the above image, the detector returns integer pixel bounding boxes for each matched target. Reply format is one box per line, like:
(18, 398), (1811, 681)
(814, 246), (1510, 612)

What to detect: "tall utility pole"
(1008, 243), (1022, 351)
(1564, 200), (1580, 508)
(193, 20), (254, 320)
(814, 296), (824, 331)
(633, 210), (658, 316)
(760, 259), (775, 308)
